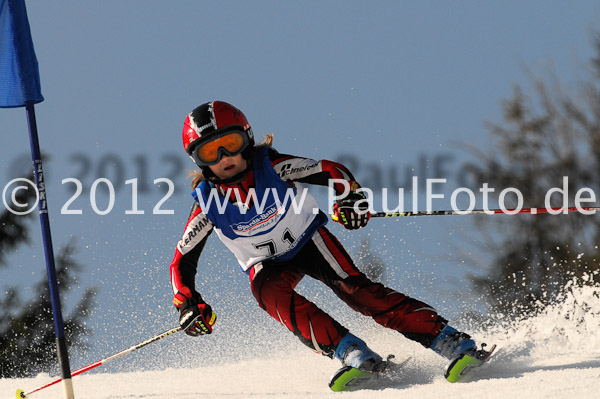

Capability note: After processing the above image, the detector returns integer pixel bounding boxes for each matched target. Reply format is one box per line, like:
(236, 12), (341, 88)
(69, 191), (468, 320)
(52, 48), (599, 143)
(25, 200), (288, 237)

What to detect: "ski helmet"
(183, 101), (254, 170)
(182, 101), (255, 182)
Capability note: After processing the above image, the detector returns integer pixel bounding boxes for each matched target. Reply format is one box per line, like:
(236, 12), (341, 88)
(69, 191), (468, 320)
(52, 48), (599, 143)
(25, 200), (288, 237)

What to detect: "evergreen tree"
(463, 37), (600, 317)
(0, 173), (95, 378)
(0, 174), (36, 264)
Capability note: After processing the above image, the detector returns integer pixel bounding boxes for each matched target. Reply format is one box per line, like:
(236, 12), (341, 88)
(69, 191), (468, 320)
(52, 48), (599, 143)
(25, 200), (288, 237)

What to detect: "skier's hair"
(188, 133), (274, 189)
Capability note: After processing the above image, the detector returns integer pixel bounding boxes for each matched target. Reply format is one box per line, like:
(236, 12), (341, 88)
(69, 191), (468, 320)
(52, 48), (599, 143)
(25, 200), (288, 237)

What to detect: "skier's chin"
(216, 166), (249, 184)
(220, 167), (242, 179)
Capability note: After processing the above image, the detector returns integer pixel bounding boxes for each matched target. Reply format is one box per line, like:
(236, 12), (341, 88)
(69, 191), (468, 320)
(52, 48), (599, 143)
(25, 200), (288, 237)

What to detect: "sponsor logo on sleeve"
(278, 162), (319, 178)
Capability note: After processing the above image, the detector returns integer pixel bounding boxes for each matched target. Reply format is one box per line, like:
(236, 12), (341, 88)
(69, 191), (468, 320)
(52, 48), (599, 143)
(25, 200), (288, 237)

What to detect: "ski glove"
(333, 191), (370, 230)
(178, 297), (217, 336)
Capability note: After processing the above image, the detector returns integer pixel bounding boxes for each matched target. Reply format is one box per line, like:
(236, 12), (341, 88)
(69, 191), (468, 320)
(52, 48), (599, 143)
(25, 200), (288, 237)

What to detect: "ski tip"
(16, 389), (26, 398)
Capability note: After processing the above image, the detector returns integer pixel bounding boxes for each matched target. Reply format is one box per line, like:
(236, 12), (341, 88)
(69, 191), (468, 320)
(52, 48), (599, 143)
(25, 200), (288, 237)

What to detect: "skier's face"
(208, 154), (248, 180)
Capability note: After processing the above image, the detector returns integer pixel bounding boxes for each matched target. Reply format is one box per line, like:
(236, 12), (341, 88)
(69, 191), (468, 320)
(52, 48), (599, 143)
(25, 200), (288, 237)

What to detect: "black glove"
(178, 297), (216, 336)
(333, 191), (371, 230)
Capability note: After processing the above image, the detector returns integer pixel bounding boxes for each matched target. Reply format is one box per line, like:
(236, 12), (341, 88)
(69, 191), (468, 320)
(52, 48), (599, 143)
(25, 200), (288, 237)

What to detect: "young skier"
(169, 101), (490, 387)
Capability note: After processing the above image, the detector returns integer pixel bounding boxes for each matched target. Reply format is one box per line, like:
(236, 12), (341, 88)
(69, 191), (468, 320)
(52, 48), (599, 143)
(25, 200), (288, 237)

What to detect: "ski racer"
(169, 100), (483, 377)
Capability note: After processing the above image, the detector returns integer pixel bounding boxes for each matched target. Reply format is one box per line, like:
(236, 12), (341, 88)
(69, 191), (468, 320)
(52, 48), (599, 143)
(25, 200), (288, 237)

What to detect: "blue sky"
(2, 1), (600, 370)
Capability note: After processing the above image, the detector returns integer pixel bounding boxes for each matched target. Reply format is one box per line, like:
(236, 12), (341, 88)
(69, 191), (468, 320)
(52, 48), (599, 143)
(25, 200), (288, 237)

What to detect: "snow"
(4, 348), (599, 399)
(5, 355), (599, 399)
(2, 281), (600, 398)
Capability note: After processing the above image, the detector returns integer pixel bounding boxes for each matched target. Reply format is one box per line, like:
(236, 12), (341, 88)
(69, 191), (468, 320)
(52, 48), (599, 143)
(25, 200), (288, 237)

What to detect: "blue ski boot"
(430, 325), (477, 359)
(430, 325), (496, 383)
(329, 333), (387, 391)
(334, 332), (383, 371)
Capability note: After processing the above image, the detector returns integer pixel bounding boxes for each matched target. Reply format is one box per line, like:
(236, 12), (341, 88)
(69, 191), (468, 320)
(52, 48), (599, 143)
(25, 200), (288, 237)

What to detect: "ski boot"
(430, 325), (477, 359)
(329, 333), (387, 391)
(335, 332), (384, 371)
(431, 325), (496, 382)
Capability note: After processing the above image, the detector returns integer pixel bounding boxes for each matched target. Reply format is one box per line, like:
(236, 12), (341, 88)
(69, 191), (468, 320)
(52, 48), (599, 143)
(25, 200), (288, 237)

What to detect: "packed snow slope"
(2, 279), (599, 399)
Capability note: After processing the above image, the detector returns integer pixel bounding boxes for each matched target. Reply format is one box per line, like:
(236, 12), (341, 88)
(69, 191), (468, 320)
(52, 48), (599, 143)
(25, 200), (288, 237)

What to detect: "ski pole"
(16, 326), (182, 399)
(370, 206), (600, 218)
(332, 206), (600, 221)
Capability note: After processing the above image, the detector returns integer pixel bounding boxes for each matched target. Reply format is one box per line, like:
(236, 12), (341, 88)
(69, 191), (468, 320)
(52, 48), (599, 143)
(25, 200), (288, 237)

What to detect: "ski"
(328, 355), (400, 392)
(445, 344), (497, 383)
(329, 366), (376, 391)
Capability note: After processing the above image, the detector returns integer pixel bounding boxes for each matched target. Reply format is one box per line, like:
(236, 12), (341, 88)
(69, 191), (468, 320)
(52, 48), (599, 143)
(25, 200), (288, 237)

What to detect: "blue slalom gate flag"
(0, 0), (44, 107)
(1, 1), (75, 397)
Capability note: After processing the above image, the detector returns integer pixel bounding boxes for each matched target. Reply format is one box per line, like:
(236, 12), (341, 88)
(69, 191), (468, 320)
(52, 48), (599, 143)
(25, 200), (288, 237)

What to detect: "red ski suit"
(170, 148), (444, 357)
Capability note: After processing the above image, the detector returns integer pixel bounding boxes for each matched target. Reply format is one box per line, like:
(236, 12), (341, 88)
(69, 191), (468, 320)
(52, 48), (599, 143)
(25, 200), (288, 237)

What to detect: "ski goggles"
(191, 130), (250, 166)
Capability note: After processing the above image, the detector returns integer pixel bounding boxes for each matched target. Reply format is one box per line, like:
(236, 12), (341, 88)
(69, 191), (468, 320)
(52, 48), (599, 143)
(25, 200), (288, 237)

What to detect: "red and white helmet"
(182, 101), (254, 160)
